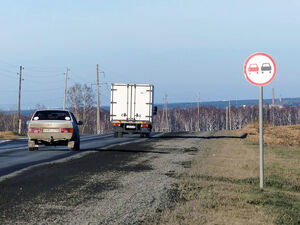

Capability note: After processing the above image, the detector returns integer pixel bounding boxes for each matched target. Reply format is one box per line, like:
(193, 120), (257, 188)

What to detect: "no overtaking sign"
(244, 52), (276, 86)
(243, 52), (277, 189)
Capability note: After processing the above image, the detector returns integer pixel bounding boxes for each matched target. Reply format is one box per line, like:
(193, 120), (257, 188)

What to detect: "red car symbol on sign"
(248, 64), (259, 74)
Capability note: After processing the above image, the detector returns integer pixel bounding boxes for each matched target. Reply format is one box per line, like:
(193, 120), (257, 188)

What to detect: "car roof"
(35, 109), (70, 112)
(33, 109), (72, 114)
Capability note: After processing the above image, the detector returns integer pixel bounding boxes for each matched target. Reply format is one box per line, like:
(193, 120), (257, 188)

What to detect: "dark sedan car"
(261, 63), (272, 73)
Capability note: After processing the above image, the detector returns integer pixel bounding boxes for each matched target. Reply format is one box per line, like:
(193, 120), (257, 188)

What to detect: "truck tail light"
(142, 124), (148, 128)
(28, 128), (41, 133)
(61, 128), (74, 133)
(113, 123), (121, 127)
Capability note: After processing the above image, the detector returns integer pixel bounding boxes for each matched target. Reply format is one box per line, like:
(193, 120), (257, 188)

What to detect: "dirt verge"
(149, 130), (300, 225)
(0, 131), (23, 140)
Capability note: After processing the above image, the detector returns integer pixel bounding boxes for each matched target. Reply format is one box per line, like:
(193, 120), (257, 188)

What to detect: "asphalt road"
(0, 133), (159, 179)
(0, 132), (203, 224)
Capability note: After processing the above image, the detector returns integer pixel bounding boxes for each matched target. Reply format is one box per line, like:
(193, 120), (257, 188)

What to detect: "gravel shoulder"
(0, 132), (209, 225)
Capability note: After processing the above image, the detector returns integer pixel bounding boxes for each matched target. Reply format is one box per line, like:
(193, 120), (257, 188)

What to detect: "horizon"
(2, 96), (298, 113)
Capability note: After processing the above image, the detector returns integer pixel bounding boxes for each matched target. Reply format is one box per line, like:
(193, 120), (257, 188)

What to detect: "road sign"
(243, 52), (277, 189)
(244, 52), (276, 86)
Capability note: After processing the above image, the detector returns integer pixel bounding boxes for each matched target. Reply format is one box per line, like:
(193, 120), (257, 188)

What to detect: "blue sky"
(0, 0), (300, 109)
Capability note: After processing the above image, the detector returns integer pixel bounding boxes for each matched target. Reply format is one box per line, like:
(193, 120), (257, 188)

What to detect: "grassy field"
(0, 131), (22, 140)
(149, 125), (300, 225)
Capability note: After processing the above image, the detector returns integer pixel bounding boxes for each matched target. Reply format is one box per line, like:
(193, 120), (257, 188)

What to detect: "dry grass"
(0, 131), (21, 140)
(149, 128), (300, 225)
(240, 122), (300, 147)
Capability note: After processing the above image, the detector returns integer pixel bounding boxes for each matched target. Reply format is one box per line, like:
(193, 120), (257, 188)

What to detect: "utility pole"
(229, 100), (232, 130)
(96, 64), (101, 134)
(272, 88), (275, 105)
(162, 95), (169, 131)
(197, 93), (200, 132)
(225, 106), (228, 130)
(63, 67), (69, 110)
(18, 66), (23, 135)
(279, 94), (282, 103)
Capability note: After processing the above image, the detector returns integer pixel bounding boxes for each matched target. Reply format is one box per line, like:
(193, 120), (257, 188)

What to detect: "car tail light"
(113, 123), (121, 127)
(142, 124), (149, 128)
(28, 128), (41, 133)
(61, 128), (74, 133)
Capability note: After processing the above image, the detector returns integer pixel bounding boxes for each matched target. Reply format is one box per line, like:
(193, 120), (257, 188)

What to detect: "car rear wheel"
(28, 140), (38, 151)
(69, 138), (80, 151)
(73, 139), (80, 151)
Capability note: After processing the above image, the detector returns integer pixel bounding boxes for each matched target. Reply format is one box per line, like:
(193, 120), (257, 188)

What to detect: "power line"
(0, 59), (19, 67)
(22, 87), (64, 92)
(0, 73), (18, 79)
(0, 68), (18, 74)
(23, 73), (65, 78)
(24, 68), (64, 73)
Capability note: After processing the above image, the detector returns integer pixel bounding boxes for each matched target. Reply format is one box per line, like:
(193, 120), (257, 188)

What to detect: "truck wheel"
(140, 134), (145, 138)
(114, 132), (118, 138)
(28, 147), (36, 151)
(145, 133), (150, 138)
(118, 132), (123, 138)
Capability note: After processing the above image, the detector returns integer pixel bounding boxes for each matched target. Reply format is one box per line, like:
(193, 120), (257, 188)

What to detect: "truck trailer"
(110, 83), (156, 138)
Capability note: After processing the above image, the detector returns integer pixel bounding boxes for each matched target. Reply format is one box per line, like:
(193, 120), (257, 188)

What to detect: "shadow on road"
(79, 148), (169, 154)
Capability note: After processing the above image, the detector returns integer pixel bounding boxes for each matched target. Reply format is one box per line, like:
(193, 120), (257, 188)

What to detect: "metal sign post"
(259, 86), (264, 189)
(244, 52), (276, 189)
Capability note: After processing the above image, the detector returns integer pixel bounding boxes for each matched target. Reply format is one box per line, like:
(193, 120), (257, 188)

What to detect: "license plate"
(43, 128), (60, 133)
(126, 125), (136, 129)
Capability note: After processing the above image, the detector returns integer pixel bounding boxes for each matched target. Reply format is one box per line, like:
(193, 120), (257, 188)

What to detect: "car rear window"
(33, 110), (71, 121)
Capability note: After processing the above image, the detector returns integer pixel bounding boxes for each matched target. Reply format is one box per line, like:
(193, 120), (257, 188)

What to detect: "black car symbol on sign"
(261, 63), (272, 74)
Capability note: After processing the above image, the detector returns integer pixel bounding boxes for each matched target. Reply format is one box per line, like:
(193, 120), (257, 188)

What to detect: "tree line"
(1, 83), (300, 134)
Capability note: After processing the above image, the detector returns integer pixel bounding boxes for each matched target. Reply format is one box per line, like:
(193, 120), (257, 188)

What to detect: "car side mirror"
(153, 106), (158, 115)
(77, 121), (83, 126)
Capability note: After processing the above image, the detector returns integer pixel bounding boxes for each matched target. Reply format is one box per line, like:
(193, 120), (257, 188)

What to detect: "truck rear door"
(111, 84), (153, 122)
(110, 84), (129, 121)
(133, 84), (153, 122)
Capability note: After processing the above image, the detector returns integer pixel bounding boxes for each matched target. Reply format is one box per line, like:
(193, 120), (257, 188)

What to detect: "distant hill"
(155, 97), (300, 110)
(1, 98), (300, 116)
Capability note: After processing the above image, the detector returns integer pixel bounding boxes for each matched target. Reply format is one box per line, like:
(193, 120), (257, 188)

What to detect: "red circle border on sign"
(243, 52), (277, 86)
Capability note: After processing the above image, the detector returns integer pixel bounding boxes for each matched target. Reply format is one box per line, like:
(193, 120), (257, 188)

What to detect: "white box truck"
(110, 83), (157, 137)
